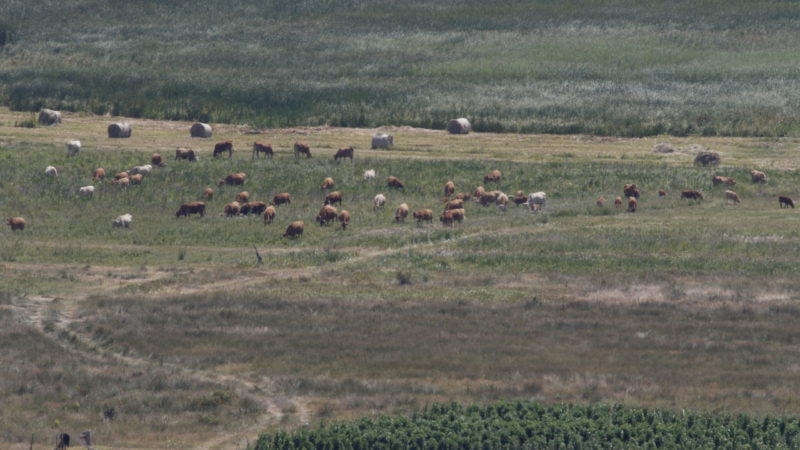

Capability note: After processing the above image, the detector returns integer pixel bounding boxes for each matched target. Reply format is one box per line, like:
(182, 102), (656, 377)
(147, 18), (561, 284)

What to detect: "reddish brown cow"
(240, 201), (268, 216)
(395, 203), (409, 223)
(176, 202), (206, 218)
(7, 217), (25, 231)
(129, 174), (144, 185)
(338, 210), (351, 230)
(413, 209), (433, 225)
(224, 201), (241, 217)
(316, 205), (338, 226)
(455, 192), (472, 202)
(218, 173), (246, 186)
(151, 153), (165, 167)
(614, 196), (623, 209)
(658, 189), (667, 197)
(93, 168), (106, 181)
(202, 187), (214, 199)
(627, 196), (638, 213)
(443, 181), (455, 197)
(387, 176), (404, 190)
(272, 193), (291, 206)
(235, 191), (250, 203)
(779, 196), (795, 208)
(484, 170), (502, 183)
(324, 191), (343, 206)
(213, 140), (233, 158)
(112, 177), (130, 188)
(114, 172), (129, 181)
(175, 148), (197, 162)
(321, 177), (335, 190)
(681, 190), (704, 200)
(294, 142), (311, 158)
(449, 208), (465, 223)
(263, 206), (276, 225)
(252, 142), (273, 159)
(444, 199), (464, 210)
(283, 221), (304, 237)
(440, 210), (455, 227)
(334, 146), (354, 161)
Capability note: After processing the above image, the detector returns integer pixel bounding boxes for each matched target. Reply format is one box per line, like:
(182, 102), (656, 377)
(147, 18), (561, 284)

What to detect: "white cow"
(527, 192), (547, 212)
(44, 166), (58, 177)
(112, 213), (133, 228)
(78, 185), (95, 198)
(373, 193), (386, 209)
(66, 140), (81, 157)
(129, 164), (152, 176)
(363, 169), (376, 180)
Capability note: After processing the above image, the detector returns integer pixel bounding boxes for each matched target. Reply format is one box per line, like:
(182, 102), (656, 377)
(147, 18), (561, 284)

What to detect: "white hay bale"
(371, 133), (393, 149)
(38, 109), (61, 126)
(447, 118), (471, 134)
(190, 122), (213, 138)
(108, 122), (132, 138)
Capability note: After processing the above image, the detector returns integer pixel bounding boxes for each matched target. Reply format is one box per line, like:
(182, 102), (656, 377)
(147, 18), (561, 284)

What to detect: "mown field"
(2, 108), (800, 448)
(4, 1), (800, 136)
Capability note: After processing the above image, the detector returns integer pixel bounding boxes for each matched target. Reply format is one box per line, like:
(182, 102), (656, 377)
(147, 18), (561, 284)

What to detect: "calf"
(681, 190), (704, 200)
(213, 140), (233, 158)
(283, 221), (304, 237)
(395, 203), (409, 222)
(45, 166), (58, 177)
(176, 202), (206, 218)
(334, 146), (354, 161)
(712, 176), (736, 186)
(455, 192), (472, 202)
(512, 191), (527, 206)
(779, 196), (795, 208)
(129, 174), (144, 185)
(445, 198), (464, 210)
(7, 217), (25, 231)
(272, 193), (291, 206)
(338, 210), (351, 230)
(324, 191), (343, 206)
(78, 185), (95, 198)
(294, 142), (311, 158)
(252, 142), (273, 159)
(614, 196), (623, 209)
(627, 196), (637, 213)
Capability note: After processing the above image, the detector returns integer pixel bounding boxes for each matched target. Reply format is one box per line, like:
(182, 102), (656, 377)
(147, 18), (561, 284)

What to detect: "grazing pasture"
(2, 108), (800, 447)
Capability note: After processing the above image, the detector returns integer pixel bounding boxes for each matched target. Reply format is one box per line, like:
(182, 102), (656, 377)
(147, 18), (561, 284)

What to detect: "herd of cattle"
(4, 137), (795, 236)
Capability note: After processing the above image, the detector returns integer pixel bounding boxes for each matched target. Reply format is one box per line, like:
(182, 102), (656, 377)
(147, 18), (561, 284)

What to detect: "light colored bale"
(190, 122), (213, 138)
(447, 118), (471, 134)
(371, 133), (393, 149)
(108, 122), (132, 138)
(652, 143), (675, 153)
(38, 109), (61, 126)
(694, 151), (720, 167)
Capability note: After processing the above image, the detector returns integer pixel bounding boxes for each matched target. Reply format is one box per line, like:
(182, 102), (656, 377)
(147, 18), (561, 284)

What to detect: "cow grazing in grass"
(45, 166), (58, 177)
(316, 205), (338, 226)
(455, 192), (472, 202)
(7, 217), (25, 231)
(596, 196), (606, 207)
(202, 187), (214, 199)
(263, 205), (276, 225)
(129, 174), (144, 185)
(445, 198), (464, 210)
(151, 153), (165, 167)
(658, 189), (667, 197)
(283, 221), (304, 238)
(129, 164), (152, 176)
(363, 169), (376, 180)
(725, 190), (741, 205)
(387, 176), (404, 190)
(93, 168), (106, 181)
(219, 173), (246, 186)
(176, 202), (206, 218)
(240, 201), (267, 216)
(235, 191), (250, 203)
(66, 140), (81, 157)
(614, 196), (623, 209)
(512, 191), (527, 206)
(627, 196), (638, 212)
(175, 148), (198, 162)
(779, 196), (795, 208)
(751, 170), (768, 183)
(681, 190), (704, 200)
(484, 169), (502, 183)
(373, 194), (386, 210)
(527, 192), (546, 212)
(112, 213), (132, 228)
(111, 177), (130, 188)
(443, 181), (455, 197)
(79, 185), (95, 198)
(224, 201), (241, 217)
(252, 142), (273, 159)
(321, 177), (335, 190)
(395, 203), (409, 223)
(338, 210), (351, 230)
(213, 140), (233, 158)
(334, 146), (354, 161)
(712, 176), (736, 186)
(294, 142), (311, 158)
(272, 193), (291, 206)
(623, 183), (640, 199)
(324, 191), (343, 206)
(413, 209), (433, 225)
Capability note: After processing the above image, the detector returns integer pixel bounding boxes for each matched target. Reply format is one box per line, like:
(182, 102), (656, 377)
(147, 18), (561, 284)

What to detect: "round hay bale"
(190, 122), (212, 138)
(371, 133), (393, 149)
(38, 109), (61, 126)
(447, 118), (471, 134)
(652, 142), (675, 153)
(108, 122), (132, 138)
(694, 151), (720, 167)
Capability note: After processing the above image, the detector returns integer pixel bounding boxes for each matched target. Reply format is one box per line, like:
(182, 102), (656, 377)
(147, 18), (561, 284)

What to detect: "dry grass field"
(2, 107), (800, 448)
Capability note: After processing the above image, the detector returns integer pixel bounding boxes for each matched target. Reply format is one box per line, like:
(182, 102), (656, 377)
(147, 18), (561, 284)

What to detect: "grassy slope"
(3, 1), (800, 135)
(2, 109), (800, 447)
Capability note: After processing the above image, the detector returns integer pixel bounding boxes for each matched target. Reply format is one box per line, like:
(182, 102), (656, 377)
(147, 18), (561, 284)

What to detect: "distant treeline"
(3, 1), (800, 136)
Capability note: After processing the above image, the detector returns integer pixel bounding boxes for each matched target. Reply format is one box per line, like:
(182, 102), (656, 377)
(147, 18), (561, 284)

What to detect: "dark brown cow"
(151, 153), (166, 167)
(658, 189), (667, 197)
(338, 210), (351, 230)
(218, 173), (246, 186)
(316, 205), (338, 226)
(283, 221), (304, 237)
(294, 142), (311, 158)
(7, 217), (25, 231)
(235, 191), (250, 203)
(627, 196), (638, 213)
(440, 210), (455, 227)
(681, 190), (704, 200)
(263, 205), (277, 225)
(413, 209), (433, 225)
(387, 176), (404, 190)
(512, 191), (527, 206)
(272, 193), (291, 206)
(324, 191), (343, 206)
(224, 201), (241, 217)
(334, 146), (354, 161)
(240, 201), (268, 216)
(455, 192), (472, 202)
(175, 148), (198, 162)
(252, 142), (273, 159)
(213, 140), (233, 158)
(623, 183), (640, 199)
(484, 169), (502, 183)
(779, 196), (795, 208)
(176, 202), (206, 218)
(444, 181), (455, 197)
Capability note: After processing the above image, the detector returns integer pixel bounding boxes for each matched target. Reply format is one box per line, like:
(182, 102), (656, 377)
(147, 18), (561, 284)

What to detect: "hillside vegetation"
(3, 1), (800, 136)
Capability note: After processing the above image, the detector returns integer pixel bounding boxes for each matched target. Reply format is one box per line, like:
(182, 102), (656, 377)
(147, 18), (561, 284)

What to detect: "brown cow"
(113, 172), (129, 181)
(623, 183), (640, 199)
(627, 196), (638, 213)
(235, 191), (250, 203)
(444, 181), (455, 197)
(395, 203), (409, 223)
(444, 198), (464, 210)
(175, 148), (197, 162)
(712, 176), (736, 186)
(316, 205), (338, 226)
(413, 209), (433, 225)
(219, 173), (246, 186)
(321, 177), (335, 190)
(129, 174), (144, 185)
(202, 187), (214, 199)
(111, 177), (130, 188)
(272, 193), (291, 206)
(252, 142), (273, 159)
(473, 186), (486, 200)
(751, 170), (768, 183)
(440, 210), (455, 227)
(334, 146), (354, 161)
(455, 192), (472, 202)
(324, 191), (343, 206)
(449, 208), (465, 223)
(681, 190), (704, 200)
(151, 153), (165, 167)
(338, 210), (351, 230)
(294, 142), (311, 158)
(213, 140), (233, 158)
(387, 176), (404, 190)
(725, 190), (741, 205)
(512, 191), (527, 206)
(176, 202), (206, 218)
(484, 169), (502, 183)
(596, 196), (606, 207)
(93, 168), (106, 181)
(614, 196), (623, 209)
(263, 205), (277, 225)
(658, 189), (667, 197)
(224, 201), (241, 217)
(7, 217), (25, 231)
(779, 196), (795, 208)
(241, 201), (267, 216)
(283, 221), (304, 237)
(479, 191), (501, 206)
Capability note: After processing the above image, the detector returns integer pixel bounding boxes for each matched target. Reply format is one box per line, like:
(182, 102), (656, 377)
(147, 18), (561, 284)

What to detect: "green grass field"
(2, 108), (800, 448)
(4, 1), (800, 136)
